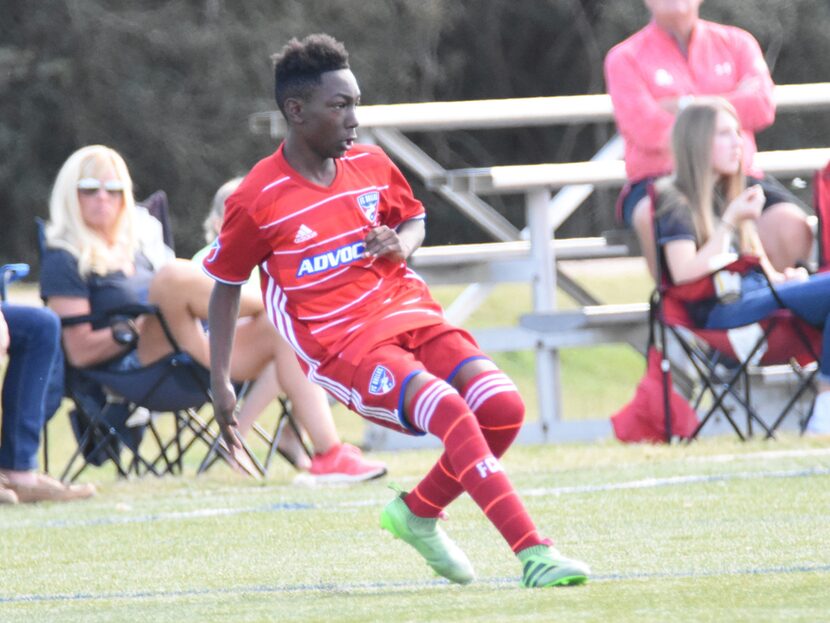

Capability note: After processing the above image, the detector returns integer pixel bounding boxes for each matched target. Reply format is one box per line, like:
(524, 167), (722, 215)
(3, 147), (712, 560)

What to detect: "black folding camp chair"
(197, 393), (312, 476)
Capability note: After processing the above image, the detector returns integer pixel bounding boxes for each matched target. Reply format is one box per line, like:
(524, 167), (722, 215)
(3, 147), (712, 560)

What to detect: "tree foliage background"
(2, 0), (828, 265)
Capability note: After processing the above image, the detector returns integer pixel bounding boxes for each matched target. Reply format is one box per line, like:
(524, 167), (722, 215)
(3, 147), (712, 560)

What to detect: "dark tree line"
(1, 0), (828, 266)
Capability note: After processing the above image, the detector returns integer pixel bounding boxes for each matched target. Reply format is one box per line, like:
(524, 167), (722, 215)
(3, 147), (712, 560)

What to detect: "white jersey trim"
(296, 277), (384, 321)
(271, 226), (367, 256)
(201, 264), (248, 286)
(259, 185), (389, 230)
(261, 176), (290, 193)
(261, 265), (352, 404)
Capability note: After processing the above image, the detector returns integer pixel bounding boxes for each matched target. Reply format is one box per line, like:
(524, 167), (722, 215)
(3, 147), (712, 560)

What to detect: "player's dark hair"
(272, 33), (350, 116)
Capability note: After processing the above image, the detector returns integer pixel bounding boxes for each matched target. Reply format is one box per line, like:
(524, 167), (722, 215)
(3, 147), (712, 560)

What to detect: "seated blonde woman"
(40, 145), (386, 481)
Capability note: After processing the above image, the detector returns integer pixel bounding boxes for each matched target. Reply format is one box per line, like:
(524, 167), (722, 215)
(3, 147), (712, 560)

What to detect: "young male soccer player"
(204, 33), (589, 588)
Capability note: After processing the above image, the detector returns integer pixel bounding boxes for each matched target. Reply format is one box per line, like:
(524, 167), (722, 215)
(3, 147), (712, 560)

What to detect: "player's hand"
(212, 379), (240, 450)
(364, 226), (409, 262)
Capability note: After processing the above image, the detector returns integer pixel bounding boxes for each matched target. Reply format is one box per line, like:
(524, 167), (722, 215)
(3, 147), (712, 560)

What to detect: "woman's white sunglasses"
(77, 177), (125, 195)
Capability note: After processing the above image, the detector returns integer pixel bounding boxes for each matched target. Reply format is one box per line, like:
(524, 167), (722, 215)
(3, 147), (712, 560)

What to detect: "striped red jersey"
(202, 143), (444, 370)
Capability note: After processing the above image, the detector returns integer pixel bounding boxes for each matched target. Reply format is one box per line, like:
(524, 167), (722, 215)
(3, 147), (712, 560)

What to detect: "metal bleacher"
(250, 83), (830, 447)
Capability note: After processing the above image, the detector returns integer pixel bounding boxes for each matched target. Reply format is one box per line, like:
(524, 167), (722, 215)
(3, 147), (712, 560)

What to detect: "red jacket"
(605, 19), (775, 181)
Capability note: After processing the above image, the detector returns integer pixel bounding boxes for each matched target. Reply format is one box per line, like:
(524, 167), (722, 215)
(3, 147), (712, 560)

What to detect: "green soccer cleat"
(380, 492), (475, 585)
(518, 545), (590, 588)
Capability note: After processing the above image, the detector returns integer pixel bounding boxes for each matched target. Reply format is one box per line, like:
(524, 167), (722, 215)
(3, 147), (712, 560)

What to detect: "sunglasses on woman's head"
(77, 177), (125, 196)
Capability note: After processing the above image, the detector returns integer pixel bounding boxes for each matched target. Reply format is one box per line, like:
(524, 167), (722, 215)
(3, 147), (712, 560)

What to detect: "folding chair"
(197, 394), (312, 476)
(57, 301), (227, 481)
(651, 205), (822, 441)
(35, 198), (281, 481)
(0, 262), (30, 301)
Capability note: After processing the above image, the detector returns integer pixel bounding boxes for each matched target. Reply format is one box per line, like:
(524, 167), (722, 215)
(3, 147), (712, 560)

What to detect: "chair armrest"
(0, 263), (30, 302)
(59, 303), (160, 327)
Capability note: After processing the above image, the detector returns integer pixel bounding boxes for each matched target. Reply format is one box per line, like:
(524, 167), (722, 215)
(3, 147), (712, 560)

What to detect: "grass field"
(3, 263), (828, 621)
(1, 436), (828, 622)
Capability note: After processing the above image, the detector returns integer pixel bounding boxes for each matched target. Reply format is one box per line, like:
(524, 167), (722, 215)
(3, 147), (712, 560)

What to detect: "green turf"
(6, 267), (827, 620)
(1, 437), (828, 622)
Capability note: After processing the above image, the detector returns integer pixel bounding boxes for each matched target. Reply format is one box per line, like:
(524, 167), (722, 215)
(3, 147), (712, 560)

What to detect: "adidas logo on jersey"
(294, 224), (318, 244)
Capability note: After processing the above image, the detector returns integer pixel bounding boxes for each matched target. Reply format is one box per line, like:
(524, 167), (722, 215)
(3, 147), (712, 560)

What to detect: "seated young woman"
(40, 145), (386, 480)
(653, 99), (830, 435)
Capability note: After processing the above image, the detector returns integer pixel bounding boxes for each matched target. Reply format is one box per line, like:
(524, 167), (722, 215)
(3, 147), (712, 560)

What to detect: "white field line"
(683, 446), (830, 463)
(3, 562), (830, 604)
(1, 446), (826, 531)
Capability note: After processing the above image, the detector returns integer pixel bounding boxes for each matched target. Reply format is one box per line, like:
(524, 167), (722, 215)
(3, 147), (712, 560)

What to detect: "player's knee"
(462, 370), (525, 429)
(759, 203), (812, 267)
(408, 377), (470, 435)
(149, 260), (199, 300)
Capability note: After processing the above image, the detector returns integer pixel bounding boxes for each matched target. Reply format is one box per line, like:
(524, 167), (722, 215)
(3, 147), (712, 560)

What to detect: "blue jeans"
(705, 272), (830, 382)
(0, 304), (62, 471)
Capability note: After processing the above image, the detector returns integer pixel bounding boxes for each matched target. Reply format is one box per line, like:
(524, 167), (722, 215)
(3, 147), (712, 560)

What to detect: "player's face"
(711, 109), (743, 176)
(300, 69), (361, 159)
(77, 164), (125, 239)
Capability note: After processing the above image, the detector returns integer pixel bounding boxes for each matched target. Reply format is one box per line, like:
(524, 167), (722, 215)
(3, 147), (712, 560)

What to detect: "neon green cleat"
(380, 492), (475, 585)
(518, 545), (590, 588)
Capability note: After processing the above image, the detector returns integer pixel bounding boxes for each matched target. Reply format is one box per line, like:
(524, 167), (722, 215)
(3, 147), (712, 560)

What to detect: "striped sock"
(406, 371), (525, 516)
(405, 378), (542, 552)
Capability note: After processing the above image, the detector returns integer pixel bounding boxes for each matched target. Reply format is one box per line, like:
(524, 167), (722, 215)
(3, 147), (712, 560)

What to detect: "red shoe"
(307, 443), (387, 484)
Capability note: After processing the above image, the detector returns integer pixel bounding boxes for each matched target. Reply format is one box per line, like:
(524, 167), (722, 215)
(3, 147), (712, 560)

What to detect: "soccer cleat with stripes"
(518, 544), (590, 588)
(380, 491), (475, 585)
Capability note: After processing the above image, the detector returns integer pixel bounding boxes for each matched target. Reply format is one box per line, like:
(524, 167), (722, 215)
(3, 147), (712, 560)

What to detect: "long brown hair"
(656, 99), (757, 252)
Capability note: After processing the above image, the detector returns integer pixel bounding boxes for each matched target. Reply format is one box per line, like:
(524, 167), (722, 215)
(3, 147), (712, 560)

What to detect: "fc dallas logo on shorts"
(368, 365), (395, 395)
(357, 191), (380, 224)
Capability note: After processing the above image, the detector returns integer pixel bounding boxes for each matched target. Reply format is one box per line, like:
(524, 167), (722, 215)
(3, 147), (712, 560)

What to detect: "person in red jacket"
(605, 0), (812, 276)
(205, 33), (590, 588)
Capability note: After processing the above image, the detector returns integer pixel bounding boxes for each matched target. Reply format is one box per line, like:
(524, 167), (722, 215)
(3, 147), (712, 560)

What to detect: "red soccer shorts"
(316, 322), (488, 435)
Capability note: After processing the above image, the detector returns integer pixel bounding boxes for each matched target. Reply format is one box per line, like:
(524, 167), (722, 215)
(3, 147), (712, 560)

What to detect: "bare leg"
(234, 361), (313, 470)
(632, 196), (657, 281)
(757, 202), (813, 272)
(272, 335), (339, 455)
(138, 260), (272, 380)
(236, 362), (281, 437)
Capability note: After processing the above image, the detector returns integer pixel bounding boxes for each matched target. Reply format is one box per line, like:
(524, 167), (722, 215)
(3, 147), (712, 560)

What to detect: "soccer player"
(204, 33), (589, 588)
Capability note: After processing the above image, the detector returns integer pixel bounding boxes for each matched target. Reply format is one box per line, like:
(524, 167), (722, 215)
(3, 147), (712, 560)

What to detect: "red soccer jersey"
(203, 143), (444, 378)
